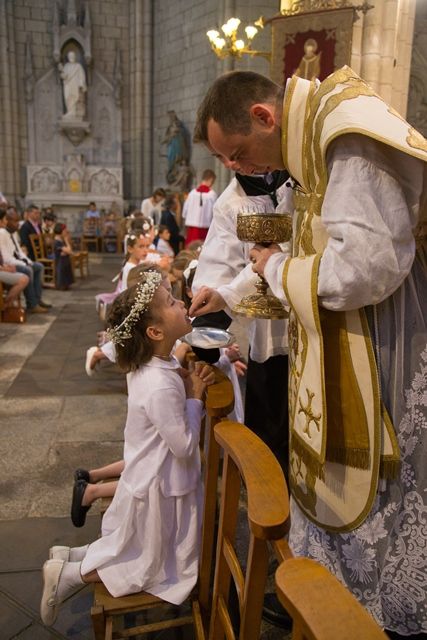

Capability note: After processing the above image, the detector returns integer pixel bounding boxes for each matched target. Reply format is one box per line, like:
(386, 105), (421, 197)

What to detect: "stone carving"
(58, 51), (87, 119)
(31, 168), (62, 193)
(89, 169), (119, 194)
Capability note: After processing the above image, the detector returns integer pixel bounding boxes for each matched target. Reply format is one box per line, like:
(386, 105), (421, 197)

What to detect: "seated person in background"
(42, 210), (57, 258)
(156, 225), (175, 258)
(0, 210), (30, 308)
(140, 187), (166, 225)
(160, 194), (183, 255)
(54, 223), (74, 291)
(0, 207), (50, 313)
(19, 204), (42, 262)
(84, 201), (100, 219)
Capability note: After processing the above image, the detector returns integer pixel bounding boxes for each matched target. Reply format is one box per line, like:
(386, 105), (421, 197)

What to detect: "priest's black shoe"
(71, 479), (91, 527)
(262, 593), (293, 630)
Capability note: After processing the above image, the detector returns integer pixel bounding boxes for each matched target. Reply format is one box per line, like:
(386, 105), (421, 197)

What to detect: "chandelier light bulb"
(245, 25), (258, 40)
(214, 37), (226, 50)
(206, 29), (220, 42)
(221, 22), (233, 37)
(234, 39), (245, 51)
(227, 17), (241, 32)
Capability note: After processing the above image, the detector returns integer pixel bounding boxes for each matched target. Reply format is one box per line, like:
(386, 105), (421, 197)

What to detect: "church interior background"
(0, 0), (426, 227)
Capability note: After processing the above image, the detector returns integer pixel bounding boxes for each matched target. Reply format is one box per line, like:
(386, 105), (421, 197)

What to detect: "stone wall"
(150, 0), (277, 196)
(0, 0), (423, 207)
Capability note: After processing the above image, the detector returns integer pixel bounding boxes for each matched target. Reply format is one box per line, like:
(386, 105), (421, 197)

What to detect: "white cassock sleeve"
(264, 134), (423, 311)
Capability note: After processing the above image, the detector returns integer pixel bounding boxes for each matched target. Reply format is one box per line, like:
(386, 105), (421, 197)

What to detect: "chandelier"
(206, 17), (270, 60)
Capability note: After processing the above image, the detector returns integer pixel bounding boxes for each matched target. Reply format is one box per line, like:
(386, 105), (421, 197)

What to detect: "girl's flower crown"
(106, 271), (162, 346)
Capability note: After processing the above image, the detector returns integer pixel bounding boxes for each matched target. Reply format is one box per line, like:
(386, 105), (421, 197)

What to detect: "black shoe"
(74, 468), (90, 483)
(71, 480), (91, 527)
(262, 593), (293, 630)
(39, 301), (52, 309)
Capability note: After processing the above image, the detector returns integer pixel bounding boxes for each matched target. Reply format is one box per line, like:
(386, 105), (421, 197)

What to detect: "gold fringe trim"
(325, 447), (371, 470)
(291, 434), (325, 481)
(379, 457), (401, 480)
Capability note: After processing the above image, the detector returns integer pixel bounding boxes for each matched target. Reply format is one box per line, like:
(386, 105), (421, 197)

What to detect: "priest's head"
(194, 71), (285, 175)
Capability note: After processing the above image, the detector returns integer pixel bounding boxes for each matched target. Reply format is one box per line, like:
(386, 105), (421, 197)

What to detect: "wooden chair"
(70, 237), (89, 278)
(91, 366), (235, 640)
(0, 281), (26, 323)
(208, 421), (290, 640)
(29, 233), (56, 288)
(81, 217), (102, 252)
(101, 216), (122, 253)
(275, 557), (389, 640)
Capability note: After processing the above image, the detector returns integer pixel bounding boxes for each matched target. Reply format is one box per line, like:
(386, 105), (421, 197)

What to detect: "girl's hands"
(183, 361), (214, 400)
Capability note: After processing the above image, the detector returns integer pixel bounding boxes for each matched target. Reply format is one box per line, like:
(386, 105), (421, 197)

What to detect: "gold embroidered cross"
(298, 388), (321, 438)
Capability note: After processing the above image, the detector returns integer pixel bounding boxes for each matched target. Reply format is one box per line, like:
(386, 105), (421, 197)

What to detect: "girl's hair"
(171, 250), (198, 273)
(186, 240), (203, 253)
(130, 216), (152, 233)
(106, 276), (160, 372)
(54, 222), (66, 234)
(127, 263), (162, 289)
(123, 234), (140, 265)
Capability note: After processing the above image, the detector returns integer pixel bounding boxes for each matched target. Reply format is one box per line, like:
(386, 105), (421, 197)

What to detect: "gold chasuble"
(282, 66), (427, 532)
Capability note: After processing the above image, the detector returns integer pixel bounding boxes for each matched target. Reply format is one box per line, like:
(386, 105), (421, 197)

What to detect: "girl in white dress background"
(41, 271), (213, 626)
(118, 233), (151, 292)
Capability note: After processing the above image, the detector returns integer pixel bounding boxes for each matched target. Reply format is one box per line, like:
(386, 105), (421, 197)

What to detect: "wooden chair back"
(275, 557), (389, 640)
(29, 233), (56, 288)
(208, 421), (290, 640)
(101, 216), (122, 253)
(91, 365), (235, 640)
(82, 217), (102, 252)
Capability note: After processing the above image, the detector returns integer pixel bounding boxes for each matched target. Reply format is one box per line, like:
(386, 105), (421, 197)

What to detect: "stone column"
(360, 0), (385, 92)
(142, 0), (154, 198)
(0, 0), (21, 201)
(358, 0), (416, 115)
(392, 0), (416, 116)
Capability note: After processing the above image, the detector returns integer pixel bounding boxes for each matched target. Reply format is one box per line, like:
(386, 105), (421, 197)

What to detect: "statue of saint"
(58, 51), (87, 119)
(162, 110), (190, 184)
(295, 38), (322, 81)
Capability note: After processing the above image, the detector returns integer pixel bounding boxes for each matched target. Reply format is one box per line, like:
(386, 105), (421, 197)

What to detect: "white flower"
(357, 513), (388, 545)
(342, 539), (376, 583)
(106, 271), (162, 346)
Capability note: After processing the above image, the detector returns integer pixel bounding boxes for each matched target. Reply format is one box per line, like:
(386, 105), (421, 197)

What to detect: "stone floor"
(0, 254), (288, 639)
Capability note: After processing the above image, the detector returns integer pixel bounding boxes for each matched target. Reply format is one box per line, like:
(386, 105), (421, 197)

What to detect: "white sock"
(69, 544), (89, 562)
(57, 561), (84, 601)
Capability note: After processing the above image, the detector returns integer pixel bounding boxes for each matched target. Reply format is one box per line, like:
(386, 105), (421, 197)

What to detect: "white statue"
(58, 51), (87, 119)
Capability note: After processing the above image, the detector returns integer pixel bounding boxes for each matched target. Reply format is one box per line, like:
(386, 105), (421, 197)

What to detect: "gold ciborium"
(233, 211), (292, 319)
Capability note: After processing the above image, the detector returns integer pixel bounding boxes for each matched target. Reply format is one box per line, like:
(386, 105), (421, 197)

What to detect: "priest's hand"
(189, 286), (226, 317)
(250, 243), (282, 277)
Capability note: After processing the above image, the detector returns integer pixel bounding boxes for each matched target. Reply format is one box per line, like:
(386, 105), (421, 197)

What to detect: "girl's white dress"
(81, 356), (204, 605)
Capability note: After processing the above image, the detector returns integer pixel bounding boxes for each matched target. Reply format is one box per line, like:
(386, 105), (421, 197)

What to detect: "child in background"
(54, 223), (74, 291)
(119, 234), (151, 292)
(156, 225), (175, 258)
(41, 272), (214, 625)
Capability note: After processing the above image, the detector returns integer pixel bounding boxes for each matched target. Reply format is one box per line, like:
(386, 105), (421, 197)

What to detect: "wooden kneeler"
(275, 558), (389, 640)
(91, 366), (235, 640)
(208, 421), (290, 640)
